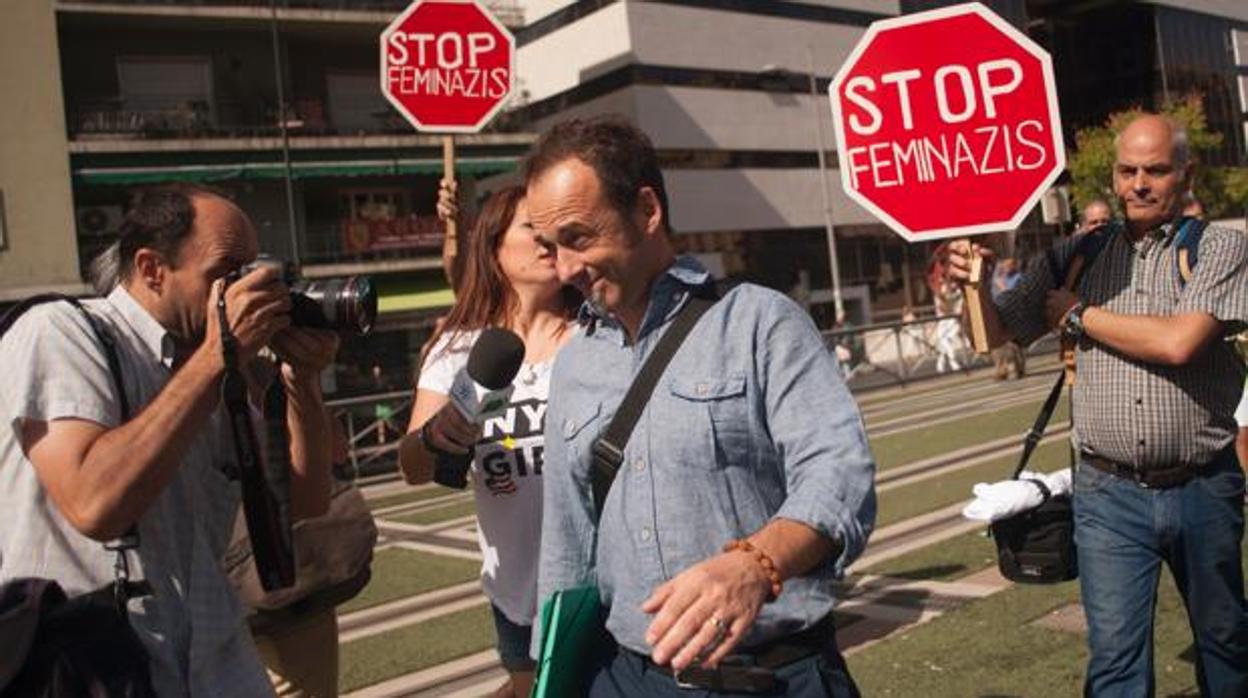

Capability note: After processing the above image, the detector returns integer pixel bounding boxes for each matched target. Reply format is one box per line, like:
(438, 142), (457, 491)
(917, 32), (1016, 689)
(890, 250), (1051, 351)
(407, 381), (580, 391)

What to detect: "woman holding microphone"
(400, 181), (579, 698)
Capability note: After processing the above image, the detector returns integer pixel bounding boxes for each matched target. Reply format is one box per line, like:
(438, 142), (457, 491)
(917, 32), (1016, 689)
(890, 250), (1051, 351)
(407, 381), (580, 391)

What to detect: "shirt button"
(1138, 439), (1146, 446)
(696, 383), (709, 396)
(632, 458), (646, 472)
(1135, 398), (1143, 405)
(640, 527), (653, 542)
(563, 419), (576, 437)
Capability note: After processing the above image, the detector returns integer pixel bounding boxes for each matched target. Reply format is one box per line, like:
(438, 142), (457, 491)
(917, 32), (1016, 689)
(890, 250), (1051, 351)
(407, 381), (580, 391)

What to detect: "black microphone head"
(466, 327), (526, 390)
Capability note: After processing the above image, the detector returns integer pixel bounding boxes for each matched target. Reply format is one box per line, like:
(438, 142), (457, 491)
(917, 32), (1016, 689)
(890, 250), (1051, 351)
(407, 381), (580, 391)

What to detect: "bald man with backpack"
(946, 114), (1247, 697)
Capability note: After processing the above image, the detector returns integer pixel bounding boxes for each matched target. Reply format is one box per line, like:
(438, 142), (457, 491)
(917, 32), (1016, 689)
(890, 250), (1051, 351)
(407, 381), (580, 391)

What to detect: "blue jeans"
(1074, 448), (1248, 697)
(490, 604), (536, 672)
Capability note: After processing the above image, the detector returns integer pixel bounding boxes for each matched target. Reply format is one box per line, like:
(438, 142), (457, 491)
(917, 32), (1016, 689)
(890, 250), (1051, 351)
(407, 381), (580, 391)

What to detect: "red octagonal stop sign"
(828, 3), (1064, 241)
(380, 0), (514, 133)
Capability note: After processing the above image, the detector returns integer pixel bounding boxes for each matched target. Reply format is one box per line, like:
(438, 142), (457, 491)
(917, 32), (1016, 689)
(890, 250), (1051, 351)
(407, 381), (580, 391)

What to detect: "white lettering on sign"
(385, 30), (508, 100)
(386, 65), (509, 99)
(845, 58), (1025, 135)
(387, 31), (498, 68)
(841, 57), (1046, 190)
(844, 119), (1047, 190)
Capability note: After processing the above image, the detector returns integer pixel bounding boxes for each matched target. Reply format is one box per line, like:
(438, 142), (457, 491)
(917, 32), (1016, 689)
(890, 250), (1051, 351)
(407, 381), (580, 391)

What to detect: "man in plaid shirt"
(947, 114), (1247, 697)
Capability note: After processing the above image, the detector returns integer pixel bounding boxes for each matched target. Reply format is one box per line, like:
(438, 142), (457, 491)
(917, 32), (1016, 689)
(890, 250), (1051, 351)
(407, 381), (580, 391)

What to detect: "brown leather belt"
(628, 615), (834, 694)
(1081, 452), (1199, 489)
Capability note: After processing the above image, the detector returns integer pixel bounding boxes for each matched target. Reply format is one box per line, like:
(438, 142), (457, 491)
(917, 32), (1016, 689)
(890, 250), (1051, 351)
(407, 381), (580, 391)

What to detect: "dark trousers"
(587, 640), (860, 697)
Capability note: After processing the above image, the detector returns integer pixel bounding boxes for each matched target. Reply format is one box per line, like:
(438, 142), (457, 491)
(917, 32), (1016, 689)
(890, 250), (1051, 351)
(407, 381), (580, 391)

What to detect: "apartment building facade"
(1, 0), (1244, 391)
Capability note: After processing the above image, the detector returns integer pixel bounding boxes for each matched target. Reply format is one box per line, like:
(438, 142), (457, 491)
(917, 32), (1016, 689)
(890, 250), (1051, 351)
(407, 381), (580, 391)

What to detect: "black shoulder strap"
(590, 289), (718, 519)
(0, 294), (130, 419)
(1046, 223), (1118, 292)
(1010, 371), (1066, 480)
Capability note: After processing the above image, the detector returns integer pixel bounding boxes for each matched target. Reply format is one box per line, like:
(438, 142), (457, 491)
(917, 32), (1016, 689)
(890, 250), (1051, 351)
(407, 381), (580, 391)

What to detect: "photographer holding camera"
(0, 184), (339, 696)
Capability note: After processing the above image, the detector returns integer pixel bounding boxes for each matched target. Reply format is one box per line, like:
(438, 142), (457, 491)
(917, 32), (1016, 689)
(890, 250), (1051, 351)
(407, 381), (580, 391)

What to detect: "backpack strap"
(1172, 216), (1207, 286)
(0, 294), (147, 606)
(1046, 223), (1118, 293)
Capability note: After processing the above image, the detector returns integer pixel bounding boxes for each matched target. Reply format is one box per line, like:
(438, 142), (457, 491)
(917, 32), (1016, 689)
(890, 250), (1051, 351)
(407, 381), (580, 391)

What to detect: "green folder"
(532, 586), (608, 698)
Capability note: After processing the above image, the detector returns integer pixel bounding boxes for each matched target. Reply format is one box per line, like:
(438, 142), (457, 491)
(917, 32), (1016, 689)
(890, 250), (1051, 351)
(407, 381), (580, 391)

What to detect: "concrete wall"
(666, 168), (875, 233)
(626, 2), (867, 80)
(1147, 0), (1248, 23)
(790, 0), (899, 13)
(516, 2), (632, 103)
(0, 0), (82, 298)
(632, 85), (836, 152)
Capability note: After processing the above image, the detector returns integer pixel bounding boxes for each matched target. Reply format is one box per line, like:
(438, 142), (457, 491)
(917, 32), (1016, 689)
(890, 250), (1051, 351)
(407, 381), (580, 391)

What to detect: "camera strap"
(215, 286), (297, 591)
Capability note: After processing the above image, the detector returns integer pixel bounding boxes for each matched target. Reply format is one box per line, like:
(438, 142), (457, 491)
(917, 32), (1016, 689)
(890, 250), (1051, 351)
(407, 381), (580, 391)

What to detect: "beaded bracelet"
(723, 538), (783, 602)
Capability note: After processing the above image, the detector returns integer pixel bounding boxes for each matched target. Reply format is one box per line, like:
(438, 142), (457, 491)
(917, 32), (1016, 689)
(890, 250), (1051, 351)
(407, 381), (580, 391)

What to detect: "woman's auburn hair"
(422, 185), (580, 366)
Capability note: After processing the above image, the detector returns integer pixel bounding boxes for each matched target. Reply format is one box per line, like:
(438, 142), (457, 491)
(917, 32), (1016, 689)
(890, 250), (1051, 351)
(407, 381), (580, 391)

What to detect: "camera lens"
(290, 275), (377, 335)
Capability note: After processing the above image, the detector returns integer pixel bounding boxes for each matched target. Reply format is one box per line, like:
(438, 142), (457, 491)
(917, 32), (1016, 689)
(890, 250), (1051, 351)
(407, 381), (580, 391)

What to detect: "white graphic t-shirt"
(418, 329), (551, 626)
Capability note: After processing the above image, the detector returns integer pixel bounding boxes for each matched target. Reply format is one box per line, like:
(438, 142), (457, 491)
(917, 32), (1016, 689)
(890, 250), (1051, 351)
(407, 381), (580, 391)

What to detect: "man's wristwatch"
(1062, 301), (1088, 338)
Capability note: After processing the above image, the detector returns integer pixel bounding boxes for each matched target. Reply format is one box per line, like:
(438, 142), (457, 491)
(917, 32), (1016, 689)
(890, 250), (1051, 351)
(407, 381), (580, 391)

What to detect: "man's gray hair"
(86, 241), (121, 295)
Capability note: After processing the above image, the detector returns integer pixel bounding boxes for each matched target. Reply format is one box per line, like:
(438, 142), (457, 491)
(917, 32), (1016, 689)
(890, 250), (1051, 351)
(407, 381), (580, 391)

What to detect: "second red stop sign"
(828, 3), (1065, 241)
(380, 0), (515, 133)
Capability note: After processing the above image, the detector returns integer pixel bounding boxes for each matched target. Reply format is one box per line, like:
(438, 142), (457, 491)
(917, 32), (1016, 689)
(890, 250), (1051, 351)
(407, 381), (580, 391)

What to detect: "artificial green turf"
(860, 528), (998, 582)
(876, 440), (1070, 529)
(870, 397), (1071, 471)
(862, 374), (1056, 425)
(338, 603), (496, 693)
(338, 547), (480, 615)
(855, 357), (1060, 410)
(848, 534), (1248, 697)
(366, 486), (464, 511)
(388, 499), (479, 526)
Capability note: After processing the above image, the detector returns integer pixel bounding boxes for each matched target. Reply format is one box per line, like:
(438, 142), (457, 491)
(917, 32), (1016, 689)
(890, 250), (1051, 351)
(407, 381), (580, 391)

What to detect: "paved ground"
(341, 356), (1066, 697)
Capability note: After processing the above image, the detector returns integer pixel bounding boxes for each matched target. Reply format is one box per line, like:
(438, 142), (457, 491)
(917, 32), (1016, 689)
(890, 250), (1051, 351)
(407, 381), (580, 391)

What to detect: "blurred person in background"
(1078, 198), (1113, 234)
(990, 257), (1026, 380)
(399, 184), (580, 698)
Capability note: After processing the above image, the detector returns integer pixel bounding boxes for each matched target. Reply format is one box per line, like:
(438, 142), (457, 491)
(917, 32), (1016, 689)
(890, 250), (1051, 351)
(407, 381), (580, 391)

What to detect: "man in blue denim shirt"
(526, 116), (876, 696)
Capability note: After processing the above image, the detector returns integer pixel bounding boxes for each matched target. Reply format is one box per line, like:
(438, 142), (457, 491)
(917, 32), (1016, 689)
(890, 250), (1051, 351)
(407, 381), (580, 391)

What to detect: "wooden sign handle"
(959, 238), (991, 354)
(441, 135), (458, 245)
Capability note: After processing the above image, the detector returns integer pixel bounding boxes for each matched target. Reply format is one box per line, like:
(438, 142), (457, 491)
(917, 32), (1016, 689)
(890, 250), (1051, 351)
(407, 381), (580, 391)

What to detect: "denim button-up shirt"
(535, 256), (876, 657)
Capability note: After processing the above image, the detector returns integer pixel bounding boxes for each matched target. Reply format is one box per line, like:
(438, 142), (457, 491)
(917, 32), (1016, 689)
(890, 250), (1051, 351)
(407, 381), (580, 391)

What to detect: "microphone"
(432, 328), (525, 489)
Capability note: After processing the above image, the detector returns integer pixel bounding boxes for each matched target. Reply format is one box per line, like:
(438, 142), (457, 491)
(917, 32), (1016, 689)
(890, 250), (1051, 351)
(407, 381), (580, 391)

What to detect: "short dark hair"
(117, 183), (229, 281)
(523, 115), (671, 231)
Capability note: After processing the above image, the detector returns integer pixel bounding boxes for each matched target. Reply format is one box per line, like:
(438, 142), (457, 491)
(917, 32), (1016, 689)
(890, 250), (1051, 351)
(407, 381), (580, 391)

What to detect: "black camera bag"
(988, 371), (1078, 585)
(991, 488), (1077, 584)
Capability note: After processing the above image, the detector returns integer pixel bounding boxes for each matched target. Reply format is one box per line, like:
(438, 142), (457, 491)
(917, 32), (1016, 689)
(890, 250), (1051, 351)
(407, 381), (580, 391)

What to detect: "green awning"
(73, 157), (517, 186)
(375, 276), (454, 314)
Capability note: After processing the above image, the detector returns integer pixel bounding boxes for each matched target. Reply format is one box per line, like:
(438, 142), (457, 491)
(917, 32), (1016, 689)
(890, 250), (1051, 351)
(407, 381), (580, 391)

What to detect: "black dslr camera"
(235, 254), (377, 335)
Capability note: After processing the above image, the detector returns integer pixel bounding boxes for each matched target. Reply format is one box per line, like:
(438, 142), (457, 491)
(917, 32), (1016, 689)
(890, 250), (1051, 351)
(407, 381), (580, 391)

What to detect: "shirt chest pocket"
(664, 374), (751, 471)
(559, 401), (603, 464)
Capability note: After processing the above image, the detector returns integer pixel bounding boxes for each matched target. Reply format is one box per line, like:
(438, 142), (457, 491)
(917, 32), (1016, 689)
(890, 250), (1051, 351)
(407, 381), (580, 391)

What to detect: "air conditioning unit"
(76, 205), (124, 238)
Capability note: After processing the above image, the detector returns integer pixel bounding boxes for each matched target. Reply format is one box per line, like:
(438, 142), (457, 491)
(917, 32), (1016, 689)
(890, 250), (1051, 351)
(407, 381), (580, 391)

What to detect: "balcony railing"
(69, 100), (421, 140)
(63, 0), (526, 27)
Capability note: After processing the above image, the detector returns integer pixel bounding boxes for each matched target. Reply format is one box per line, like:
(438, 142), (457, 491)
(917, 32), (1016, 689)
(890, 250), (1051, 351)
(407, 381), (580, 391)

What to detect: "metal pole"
(1153, 7), (1170, 105)
(270, 0), (301, 266)
(807, 46), (844, 320)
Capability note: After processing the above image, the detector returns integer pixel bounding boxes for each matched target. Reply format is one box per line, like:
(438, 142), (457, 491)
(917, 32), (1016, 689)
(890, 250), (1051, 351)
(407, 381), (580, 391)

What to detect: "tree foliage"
(1067, 94), (1246, 220)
